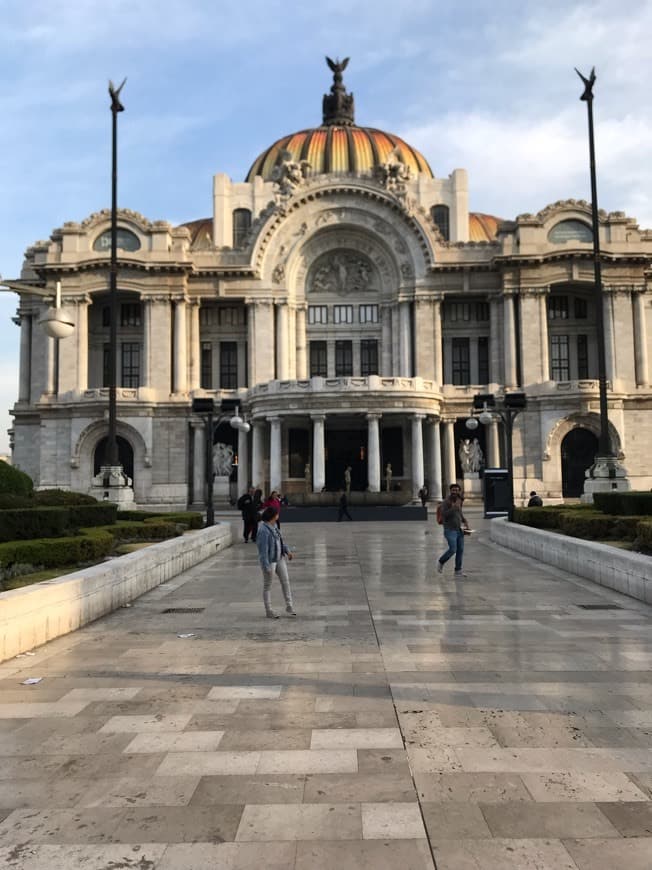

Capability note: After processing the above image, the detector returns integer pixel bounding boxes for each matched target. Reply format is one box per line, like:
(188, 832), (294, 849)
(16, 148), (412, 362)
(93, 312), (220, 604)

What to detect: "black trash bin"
(483, 468), (511, 517)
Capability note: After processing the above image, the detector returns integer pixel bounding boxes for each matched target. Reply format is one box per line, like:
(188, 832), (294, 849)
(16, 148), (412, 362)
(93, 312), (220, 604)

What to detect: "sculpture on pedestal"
(385, 463), (393, 491)
(344, 465), (352, 494)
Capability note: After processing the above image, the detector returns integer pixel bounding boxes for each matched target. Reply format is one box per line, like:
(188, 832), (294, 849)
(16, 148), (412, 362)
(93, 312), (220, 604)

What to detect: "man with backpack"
(435, 484), (471, 576)
(237, 487), (257, 543)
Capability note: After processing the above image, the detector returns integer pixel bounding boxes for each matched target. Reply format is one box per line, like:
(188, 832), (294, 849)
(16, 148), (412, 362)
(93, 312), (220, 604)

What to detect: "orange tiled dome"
(246, 126), (433, 182)
(469, 212), (501, 241)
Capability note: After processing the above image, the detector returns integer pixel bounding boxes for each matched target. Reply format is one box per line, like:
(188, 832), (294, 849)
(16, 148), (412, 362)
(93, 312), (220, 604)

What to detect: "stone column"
(254, 300), (275, 384)
(633, 288), (649, 387)
(367, 413), (381, 492)
(433, 295), (443, 386)
(391, 304), (400, 374)
(414, 298), (435, 380)
(442, 419), (456, 489)
(188, 299), (201, 392)
(269, 417), (282, 492)
(295, 305), (307, 379)
(275, 302), (289, 380)
(489, 296), (501, 384)
(148, 296), (173, 394)
(76, 298), (89, 393)
(45, 335), (57, 395)
(252, 420), (265, 491)
(381, 304), (392, 376)
(426, 417), (442, 500)
(603, 290), (616, 383)
(288, 305), (297, 379)
(312, 414), (326, 492)
(17, 311), (31, 402)
(246, 300), (256, 387)
(487, 418), (501, 467)
(191, 420), (205, 505)
(411, 413), (425, 499)
(503, 292), (517, 387)
(539, 291), (549, 381)
(173, 297), (188, 393)
(399, 301), (412, 377)
(519, 288), (548, 386)
(141, 297), (151, 389)
(238, 423), (250, 490)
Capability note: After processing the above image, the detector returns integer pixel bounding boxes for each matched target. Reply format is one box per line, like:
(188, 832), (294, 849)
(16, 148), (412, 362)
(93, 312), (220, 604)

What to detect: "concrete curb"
(490, 517), (652, 604)
(0, 522), (233, 663)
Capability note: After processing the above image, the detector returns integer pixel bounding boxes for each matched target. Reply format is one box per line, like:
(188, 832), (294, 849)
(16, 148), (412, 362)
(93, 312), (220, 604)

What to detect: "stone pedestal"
(90, 465), (136, 510)
(213, 475), (231, 504)
(581, 456), (631, 504)
(463, 471), (483, 500)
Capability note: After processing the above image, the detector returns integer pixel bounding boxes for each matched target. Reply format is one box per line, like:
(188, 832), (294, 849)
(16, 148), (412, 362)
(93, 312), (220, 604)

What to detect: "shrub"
(558, 511), (615, 540)
(67, 504), (117, 528)
(593, 491), (652, 516)
(116, 510), (163, 521)
(0, 507), (70, 542)
(0, 463), (33, 497)
(0, 529), (114, 582)
(143, 512), (203, 529)
(513, 507), (568, 529)
(34, 489), (98, 506)
(634, 519), (652, 552)
(98, 520), (180, 542)
(0, 493), (33, 509)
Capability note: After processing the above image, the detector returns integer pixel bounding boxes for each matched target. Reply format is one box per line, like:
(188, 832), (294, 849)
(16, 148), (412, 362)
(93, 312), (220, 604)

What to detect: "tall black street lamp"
(106, 78), (126, 473)
(575, 67), (611, 458)
(473, 392), (527, 521)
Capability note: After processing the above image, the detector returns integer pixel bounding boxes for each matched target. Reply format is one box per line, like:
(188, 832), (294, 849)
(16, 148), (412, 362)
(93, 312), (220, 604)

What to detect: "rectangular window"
(550, 334), (570, 380)
(288, 428), (310, 478)
(308, 305), (328, 325)
(574, 297), (588, 319)
(446, 301), (471, 322)
(577, 334), (589, 379)
(548, 296), (569, 320)
(309, 341), (327, 376)
(359, 304), (379, 323)
(335, 340), (353, 376)
(451, 337), (470, 385)
(219, 342), (238, 389)
(103, 343), (110, 387)
(333, 305), (353, 324)
(120, 303), (141, 327)
(218, 307), (244, 326)
(477, 336), (489, 383)
(475, 302), (490, 322)
(360, 339), (379, 376)
(201, 341), (213, 389)
(121, 342), (140, 388)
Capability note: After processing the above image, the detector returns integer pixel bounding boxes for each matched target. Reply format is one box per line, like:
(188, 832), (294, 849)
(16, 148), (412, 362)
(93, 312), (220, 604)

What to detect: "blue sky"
(1, 0), (651, 454)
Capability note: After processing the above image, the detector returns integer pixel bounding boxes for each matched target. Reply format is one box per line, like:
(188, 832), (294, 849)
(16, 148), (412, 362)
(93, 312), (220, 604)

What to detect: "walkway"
(0, 514), (651, 869)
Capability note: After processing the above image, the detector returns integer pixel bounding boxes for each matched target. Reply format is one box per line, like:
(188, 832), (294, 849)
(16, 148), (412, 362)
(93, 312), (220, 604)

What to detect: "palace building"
(8, 60), (652, 508)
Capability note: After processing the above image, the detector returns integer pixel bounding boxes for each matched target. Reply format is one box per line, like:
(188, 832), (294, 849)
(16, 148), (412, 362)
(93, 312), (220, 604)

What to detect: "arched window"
(547, 220), (593, 244)
(431, 205), (450, 241)
(232, 208), (252, 248)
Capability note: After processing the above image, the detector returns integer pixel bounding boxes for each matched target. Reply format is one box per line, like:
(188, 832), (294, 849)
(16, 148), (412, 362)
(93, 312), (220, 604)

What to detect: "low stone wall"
(0, 522), (233, 663)
(490, 517), (652, 604)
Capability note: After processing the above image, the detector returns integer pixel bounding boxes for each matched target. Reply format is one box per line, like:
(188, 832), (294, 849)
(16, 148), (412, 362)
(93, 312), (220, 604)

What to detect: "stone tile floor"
(0, 512), (651, 868)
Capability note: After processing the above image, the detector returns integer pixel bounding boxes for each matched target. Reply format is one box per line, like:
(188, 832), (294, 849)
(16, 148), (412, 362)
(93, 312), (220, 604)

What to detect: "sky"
(1, 0), (651, 454)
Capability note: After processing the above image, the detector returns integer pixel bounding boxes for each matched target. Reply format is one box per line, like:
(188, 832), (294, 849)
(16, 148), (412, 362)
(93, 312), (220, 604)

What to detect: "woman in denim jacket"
(256, 505), (296, 618)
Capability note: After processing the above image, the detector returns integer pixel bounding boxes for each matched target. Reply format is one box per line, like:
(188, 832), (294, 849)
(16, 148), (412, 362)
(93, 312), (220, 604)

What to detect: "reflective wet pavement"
(0, 513), (651, 869)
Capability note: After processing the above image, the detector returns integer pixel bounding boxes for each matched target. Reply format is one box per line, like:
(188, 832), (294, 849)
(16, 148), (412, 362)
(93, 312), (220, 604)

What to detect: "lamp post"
(574, 68), (630, 500)
(473, 392), (526, 521)
(106, 78), (126, 471)
(192, 398), (250, 526)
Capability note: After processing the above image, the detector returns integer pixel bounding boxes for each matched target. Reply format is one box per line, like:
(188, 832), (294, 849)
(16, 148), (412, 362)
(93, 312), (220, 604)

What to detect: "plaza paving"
(0, 512), (651, 869)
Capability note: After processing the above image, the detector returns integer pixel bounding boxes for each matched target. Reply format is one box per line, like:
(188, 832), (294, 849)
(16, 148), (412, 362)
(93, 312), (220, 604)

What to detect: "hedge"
(0, 463), (33, 497)
(34, 489), (99, 506)
(116, 510), (163, 521)
(635, 519), (652, 551)
(143, 512), (203, 529)
(593, 491), (652, 516)
(514, 507), (644, 542)
(98, 520), (180, 542)
(0, 504), (118, 542)
(0, 529), (114, 582)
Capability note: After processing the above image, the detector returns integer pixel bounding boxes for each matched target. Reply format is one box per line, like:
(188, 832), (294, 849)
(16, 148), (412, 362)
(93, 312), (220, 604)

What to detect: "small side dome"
(469, 213), (501, 241)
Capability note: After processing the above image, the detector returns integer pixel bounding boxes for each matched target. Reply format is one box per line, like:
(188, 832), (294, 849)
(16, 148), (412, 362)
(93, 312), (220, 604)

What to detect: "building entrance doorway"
(93, 436), (134, 483)
(561, 428), (598, 497)
(325, 428), (367, 491)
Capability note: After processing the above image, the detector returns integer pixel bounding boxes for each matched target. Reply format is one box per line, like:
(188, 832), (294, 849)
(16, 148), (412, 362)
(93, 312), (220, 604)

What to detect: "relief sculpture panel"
(307, 249), (378, 296)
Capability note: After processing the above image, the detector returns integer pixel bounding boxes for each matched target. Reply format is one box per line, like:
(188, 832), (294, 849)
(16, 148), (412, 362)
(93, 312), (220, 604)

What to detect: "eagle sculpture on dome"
(326, 56), (349, 75)
(323, 56), (355, 126)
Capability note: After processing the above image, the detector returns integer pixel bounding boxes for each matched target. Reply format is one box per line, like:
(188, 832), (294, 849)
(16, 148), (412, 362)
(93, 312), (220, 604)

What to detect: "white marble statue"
(213, 442), (234, 476)
(470, 438), (485, 473)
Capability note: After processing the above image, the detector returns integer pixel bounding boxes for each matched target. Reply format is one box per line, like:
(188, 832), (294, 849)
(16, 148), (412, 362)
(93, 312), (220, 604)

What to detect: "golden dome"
(469, 212), (501, 241)
(246, 126), (433, 182)
(246, 58), (433, 182)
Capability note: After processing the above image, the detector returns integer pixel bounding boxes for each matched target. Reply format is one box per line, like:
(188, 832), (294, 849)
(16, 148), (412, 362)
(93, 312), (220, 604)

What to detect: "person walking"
(418, 483), (429, 507)
(256, 505), (296, 618)
(337, 490), (352, 521)
(262, 490), (282, 528)
(436, 493), (470, 577)
(237, 487), (256, 542)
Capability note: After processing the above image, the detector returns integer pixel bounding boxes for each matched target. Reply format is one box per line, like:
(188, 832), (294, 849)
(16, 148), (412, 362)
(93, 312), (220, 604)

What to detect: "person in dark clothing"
(237, 487), (258, 542)
(418, 483), (429, 507)
(527, 491), (543, 507)
(337, 490), (352, 521)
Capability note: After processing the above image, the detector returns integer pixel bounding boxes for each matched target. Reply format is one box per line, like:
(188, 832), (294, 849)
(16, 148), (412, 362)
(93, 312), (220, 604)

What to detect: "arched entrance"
(561, 428), (598, 497)
(94, 436), (135, 483)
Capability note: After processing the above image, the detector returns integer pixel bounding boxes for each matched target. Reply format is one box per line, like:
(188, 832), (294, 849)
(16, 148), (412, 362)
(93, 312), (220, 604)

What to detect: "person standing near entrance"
(237, 487), (256, 542)
(436, 494), (470, 577)
(344, 465), (352, 494)
(256, 505), (296, 618)
(337, 490), (352, 521)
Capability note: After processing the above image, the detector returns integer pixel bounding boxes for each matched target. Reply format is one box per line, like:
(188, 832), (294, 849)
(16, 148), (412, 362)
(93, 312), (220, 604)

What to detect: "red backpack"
(436, 502), (444, 525)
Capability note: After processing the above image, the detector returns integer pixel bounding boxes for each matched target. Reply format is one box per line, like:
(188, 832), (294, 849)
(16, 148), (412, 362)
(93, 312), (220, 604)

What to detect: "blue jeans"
(439, 529), (464, 572)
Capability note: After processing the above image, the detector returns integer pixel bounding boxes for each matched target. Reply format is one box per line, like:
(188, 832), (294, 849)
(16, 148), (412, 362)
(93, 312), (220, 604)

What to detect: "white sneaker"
(454, 571), (467, 578)
(286, 606), (297, 617)
(436, 561), (444, 574)
(265, 610), (280, 619)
